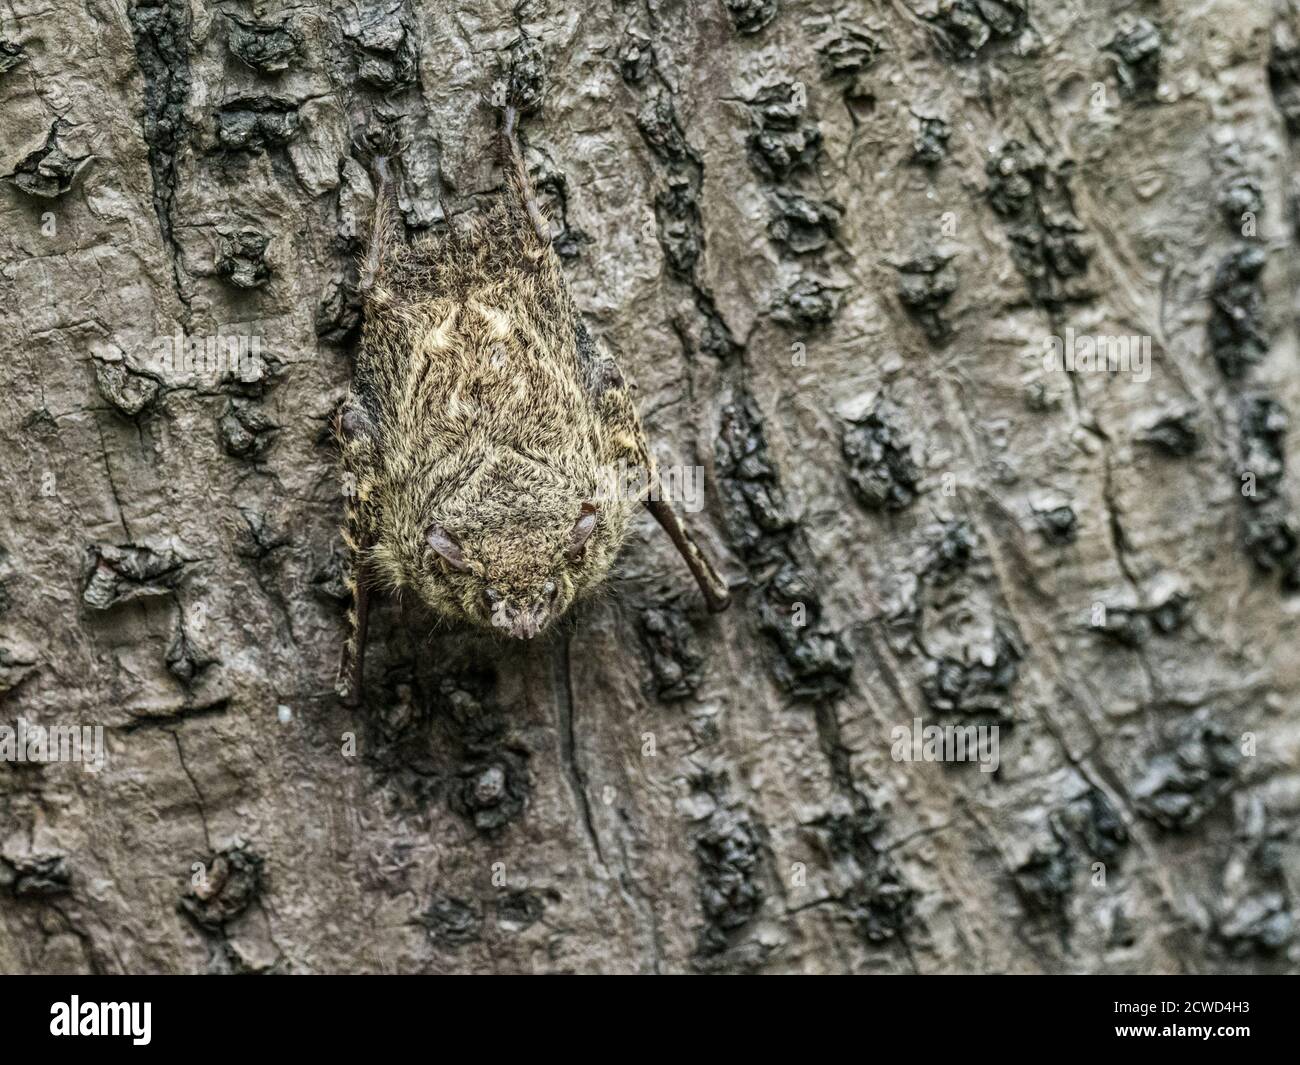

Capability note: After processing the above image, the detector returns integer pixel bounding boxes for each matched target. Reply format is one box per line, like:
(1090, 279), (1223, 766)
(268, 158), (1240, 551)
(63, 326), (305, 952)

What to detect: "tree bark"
(1, 0), (1297, 973)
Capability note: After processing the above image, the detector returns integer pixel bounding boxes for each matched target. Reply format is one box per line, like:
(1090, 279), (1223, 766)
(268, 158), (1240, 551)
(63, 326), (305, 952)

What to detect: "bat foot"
(352, 119), (407, 217)
(352, 119), (406, 166)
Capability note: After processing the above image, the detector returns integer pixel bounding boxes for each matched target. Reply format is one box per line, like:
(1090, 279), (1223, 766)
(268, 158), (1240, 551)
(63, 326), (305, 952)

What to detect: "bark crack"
(556, 635), (605, 869)
(171, 730), (211, 851)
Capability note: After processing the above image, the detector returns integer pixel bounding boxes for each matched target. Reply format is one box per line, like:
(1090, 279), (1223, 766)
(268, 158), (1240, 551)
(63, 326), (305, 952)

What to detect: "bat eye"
(567, 502), (598, 561)
(425, 523), (470, 571)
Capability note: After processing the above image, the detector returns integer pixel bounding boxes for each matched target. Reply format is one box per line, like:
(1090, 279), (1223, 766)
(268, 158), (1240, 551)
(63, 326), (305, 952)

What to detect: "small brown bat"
(335, 103), (730, 703)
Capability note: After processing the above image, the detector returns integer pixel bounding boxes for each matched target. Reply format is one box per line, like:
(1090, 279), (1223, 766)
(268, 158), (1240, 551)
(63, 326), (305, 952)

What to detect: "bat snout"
(509, 611), (543, 640)
(484, 586), (550, 640)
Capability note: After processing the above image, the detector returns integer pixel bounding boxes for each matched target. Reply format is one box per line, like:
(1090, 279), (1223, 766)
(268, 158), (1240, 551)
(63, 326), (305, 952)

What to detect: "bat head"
(383, 458), (635, 639)
(424, 503), (602, 638)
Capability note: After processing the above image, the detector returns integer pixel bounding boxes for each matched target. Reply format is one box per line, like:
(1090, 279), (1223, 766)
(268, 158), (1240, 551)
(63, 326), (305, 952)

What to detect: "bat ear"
(425, 524), (470, 571)
(567, 502), (598, 560)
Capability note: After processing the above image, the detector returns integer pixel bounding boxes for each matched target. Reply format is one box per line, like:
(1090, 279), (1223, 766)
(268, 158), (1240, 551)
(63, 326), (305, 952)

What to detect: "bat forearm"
(645, 494), (731, 613)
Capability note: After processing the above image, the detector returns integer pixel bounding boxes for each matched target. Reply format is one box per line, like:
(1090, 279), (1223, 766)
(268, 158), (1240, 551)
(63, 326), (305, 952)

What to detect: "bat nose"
(510, 601), (543, 639)
(509, 600), (547, 640)
(487, 590), (547, 640)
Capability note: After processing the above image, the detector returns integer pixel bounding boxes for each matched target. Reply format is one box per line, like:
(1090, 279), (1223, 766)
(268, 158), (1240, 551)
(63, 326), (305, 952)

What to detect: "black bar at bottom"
(0, 973), (1290, 1053)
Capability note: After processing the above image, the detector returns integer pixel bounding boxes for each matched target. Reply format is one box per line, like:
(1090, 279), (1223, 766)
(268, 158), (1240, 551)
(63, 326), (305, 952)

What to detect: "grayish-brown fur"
(336, 112), (728, 702)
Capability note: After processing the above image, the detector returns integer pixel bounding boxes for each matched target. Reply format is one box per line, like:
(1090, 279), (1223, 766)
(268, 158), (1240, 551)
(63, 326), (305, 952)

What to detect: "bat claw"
(352, 121), (405, 166)
(704, 584), (732, 614)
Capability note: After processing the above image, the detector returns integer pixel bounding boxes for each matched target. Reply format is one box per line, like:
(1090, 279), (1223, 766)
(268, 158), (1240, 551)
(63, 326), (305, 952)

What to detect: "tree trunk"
(1, 0), (1297, 974)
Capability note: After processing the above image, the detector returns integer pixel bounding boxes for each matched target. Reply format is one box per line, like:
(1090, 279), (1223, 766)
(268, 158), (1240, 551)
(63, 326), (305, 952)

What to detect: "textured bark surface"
(1, 0), (1299, 973)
